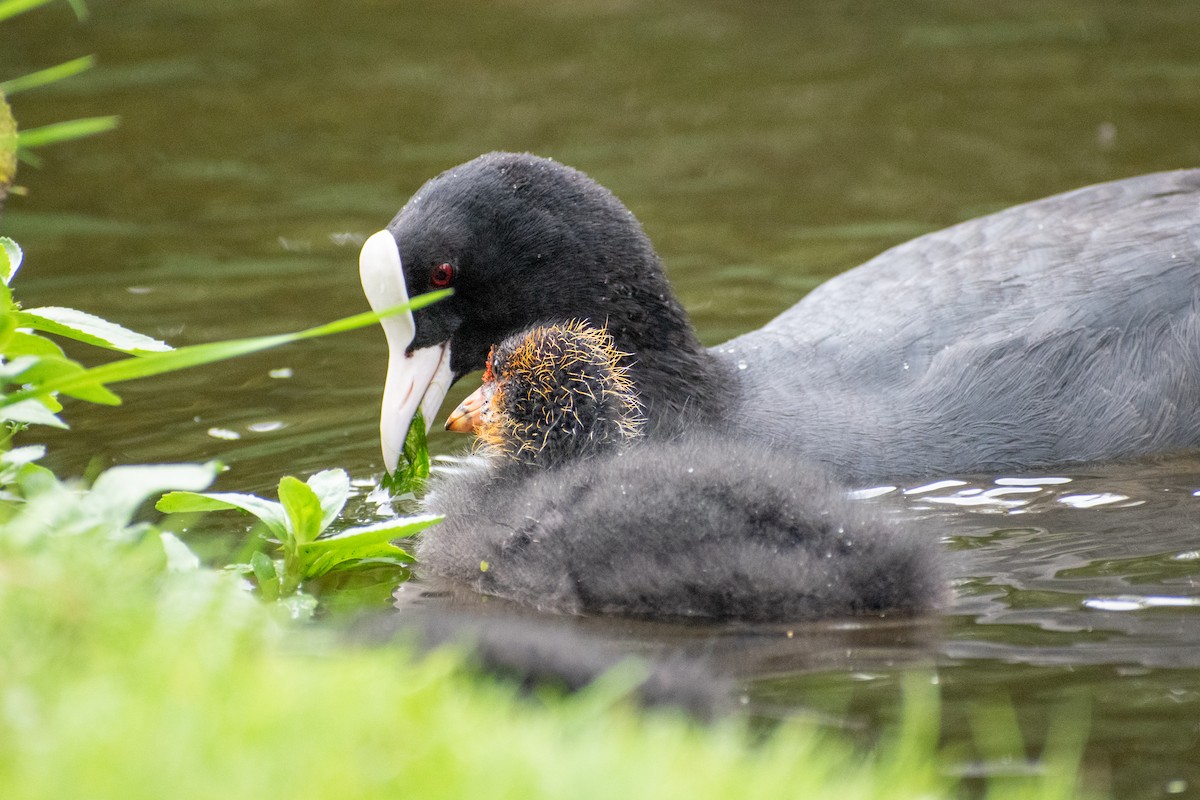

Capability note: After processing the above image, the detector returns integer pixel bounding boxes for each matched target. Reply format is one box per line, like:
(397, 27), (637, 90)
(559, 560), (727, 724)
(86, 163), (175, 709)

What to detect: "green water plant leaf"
(17, 115), (119, 151)
(249, 550), (279, 601)
(0, 55), (93, 95)
(278, 475), (324, 545)
(304, 467), (351, 534)
(298, 515), (436, 576)
(381, 409), (431, 496)
(157, 468), (437, 603)
(156, 490), (290, 540)
(17, 306), (171, 353)
(0, 237), (21, 285)
(0, 397), (64, 427)
(0, 0), (86, 24)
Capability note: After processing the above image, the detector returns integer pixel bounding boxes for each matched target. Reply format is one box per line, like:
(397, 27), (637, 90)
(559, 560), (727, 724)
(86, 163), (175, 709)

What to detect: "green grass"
(0, 460), (1094, 800)
(0, 535), (927, 800)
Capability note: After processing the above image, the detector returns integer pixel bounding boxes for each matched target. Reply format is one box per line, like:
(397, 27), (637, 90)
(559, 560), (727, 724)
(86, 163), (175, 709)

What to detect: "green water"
(4, 1), (1200, 796)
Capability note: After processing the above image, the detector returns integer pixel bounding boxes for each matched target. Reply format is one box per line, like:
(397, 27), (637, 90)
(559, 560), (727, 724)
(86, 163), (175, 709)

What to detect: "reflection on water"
(4, 0), (1200, 796)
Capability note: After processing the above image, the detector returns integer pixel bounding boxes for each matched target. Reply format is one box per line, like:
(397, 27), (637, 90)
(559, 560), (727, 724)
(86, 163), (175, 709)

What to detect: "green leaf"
(305, 468), (350, 533)
(249, 551), (280, 602)
(277, 476), (323, 545)
(299, 515), (440, 557)
(0, 237), (21, 285)
(17, 116), (119, 150)
(0, 0), (55, 23)
(0, 311), (16, 350)
(303, 546), (414, 580)
(4, 330), (66, 358)
(381, 410), (431, 495)
(85, 463), (219, 533)
(156, 492), (245, 513)
(1, 444), (44, 467)
(0, 0), (83, 23)
(297, 516), (434, 580)
(1, 353), (122, 404)
(160, 532), (201, 573)
(0, 444), (45, 485)
(154, 490), (288, 541)
(0, 397), (65, 428)
(18, 307), (171, 353)
(0, 55), (94, 96)
(0, 290), (452, 409)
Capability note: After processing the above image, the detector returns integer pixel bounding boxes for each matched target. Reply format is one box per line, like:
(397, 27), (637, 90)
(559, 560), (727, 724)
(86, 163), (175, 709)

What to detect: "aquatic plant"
(158, 468), (439, 613)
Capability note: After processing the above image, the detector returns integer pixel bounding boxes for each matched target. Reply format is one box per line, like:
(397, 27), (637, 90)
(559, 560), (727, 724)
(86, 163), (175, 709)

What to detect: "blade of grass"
(0, 289), (451, 408)
(0, 0), (62, 23)
(0, 56), (93, 95)
(17, 116), (119, 149)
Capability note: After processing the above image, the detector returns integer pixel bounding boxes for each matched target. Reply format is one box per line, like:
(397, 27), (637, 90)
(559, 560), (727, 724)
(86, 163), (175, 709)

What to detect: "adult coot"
(360, 153), (1200, 482)
(417, 322), (945, 620)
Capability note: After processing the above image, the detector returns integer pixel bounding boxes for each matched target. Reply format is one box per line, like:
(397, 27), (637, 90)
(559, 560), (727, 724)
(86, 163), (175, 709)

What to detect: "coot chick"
(360, 154), (1200, 482)
(418, 323), (945, 621)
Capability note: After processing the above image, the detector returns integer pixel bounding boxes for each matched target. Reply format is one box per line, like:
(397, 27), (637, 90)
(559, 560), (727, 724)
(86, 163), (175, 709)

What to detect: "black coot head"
(359, 152), (698, 472)
(390, 152), (669, 378)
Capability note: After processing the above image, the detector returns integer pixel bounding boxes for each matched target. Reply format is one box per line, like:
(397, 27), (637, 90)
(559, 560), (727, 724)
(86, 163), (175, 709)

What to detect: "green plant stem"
(0, 0), (85, 24)
(0, 56), (94, 95)
(0, 289), (452, 408)
(16, 115), (119, 149)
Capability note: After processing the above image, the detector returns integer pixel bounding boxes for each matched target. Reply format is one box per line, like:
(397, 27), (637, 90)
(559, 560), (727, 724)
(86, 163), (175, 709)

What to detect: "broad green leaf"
(0, 398), (65, 428)
(160, 532), (201, 573)
(0, 290), (452, 409)
(0, 311), (16, 350)
(0, 444), (45, 485)
(0, 354), (39, 380)
(17, 116), (119, 150)
(86, 463), (219, 533)
(2, 353), (121, 404)
(277, 476), (322, 545)
(1, 444), (44, 467)
(0, 237), (20, 285)
(18, 307), (171, 353)
(0, 56), (93, 95)
(323, 554), (414, 573)
(4, 330), (65, 358)
(15, 460), (58, 497)
(300, 515), (441, 555)
(298, 516), (432, 579)
(155, 492), (245, 513)
(155, 490), (288, 540)
(302, 542), (414, 580)
(305, 468), (350, 533)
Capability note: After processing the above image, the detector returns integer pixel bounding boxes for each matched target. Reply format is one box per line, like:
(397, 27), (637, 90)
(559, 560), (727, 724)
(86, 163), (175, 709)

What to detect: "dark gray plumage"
(382, 154), (1200, 482)
(418, 324), (945, 621)
(728, 170), (1200, 479)
(420, 436), (945, 620)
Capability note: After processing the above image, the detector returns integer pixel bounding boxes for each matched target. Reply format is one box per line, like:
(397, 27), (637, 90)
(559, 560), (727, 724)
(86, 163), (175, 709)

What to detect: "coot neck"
(602, 277), (739, 437)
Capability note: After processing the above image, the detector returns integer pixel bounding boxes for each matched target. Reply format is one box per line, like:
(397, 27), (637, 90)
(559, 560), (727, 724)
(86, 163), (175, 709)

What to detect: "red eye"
(431, 262), (455, 288)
